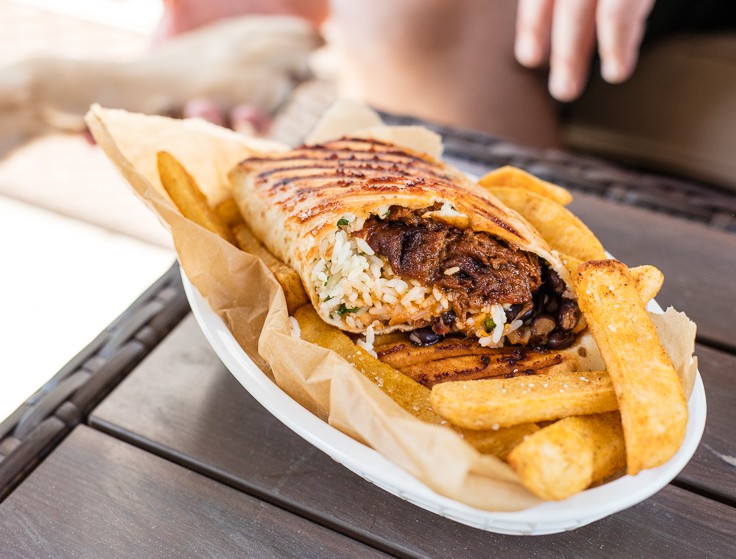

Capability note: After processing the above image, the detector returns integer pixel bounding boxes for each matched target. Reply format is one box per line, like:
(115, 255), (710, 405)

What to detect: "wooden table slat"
(89, 317), (736, 558)
(0, 426), (391, 559)
(677, 344), (736, 505)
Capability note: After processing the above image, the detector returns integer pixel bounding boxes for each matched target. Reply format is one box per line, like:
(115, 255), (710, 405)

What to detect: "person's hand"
(515, 0), (656, 101)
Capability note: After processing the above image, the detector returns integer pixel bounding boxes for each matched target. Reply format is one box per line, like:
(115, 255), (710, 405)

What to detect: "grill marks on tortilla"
(241, 137), (523, 240)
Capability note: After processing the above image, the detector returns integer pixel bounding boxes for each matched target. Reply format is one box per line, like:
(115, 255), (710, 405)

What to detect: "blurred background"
(0, 0), (173, 421)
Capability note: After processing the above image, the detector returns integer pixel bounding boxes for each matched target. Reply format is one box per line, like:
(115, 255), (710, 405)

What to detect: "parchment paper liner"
(85, 104), (698, 512)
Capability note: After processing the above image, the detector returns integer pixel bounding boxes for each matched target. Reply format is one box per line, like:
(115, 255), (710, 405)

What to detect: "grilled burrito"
(231, 137), (581, 349)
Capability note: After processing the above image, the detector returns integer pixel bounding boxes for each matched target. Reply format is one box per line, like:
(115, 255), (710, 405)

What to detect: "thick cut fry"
(214, 198), (244, 228)
(430, 370), (617, 429)
(294, 305), (538, 456)
(507, 412), (626, 500)
(402, 352), (577, 388)
(377, 337), (561, 371)
(631, 264), (664, 304)
(376, 337), (577, 386)
(156, 151), (235, 243)
(296, 305), (439, 423)
(574, 260), (687, 475)
(157, 156), (309, 313)
(233, 223), (308, 314)
(559, 253), (584, 277)
(486, 187), (606, 261)
(479, 166), (573, 206)
(561, 254), (664, 304)
(461, 423), (540, 461)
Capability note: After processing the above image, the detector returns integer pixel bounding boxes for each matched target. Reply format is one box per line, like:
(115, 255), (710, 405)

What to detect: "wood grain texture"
(677, 345), (736, 504)
(568, 192), (736, 351)
(90, 317), (736, 558)
(0, 426), (391, 559)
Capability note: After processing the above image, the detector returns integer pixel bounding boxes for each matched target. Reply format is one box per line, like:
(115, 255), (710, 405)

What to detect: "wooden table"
(1, 127), (735, 558)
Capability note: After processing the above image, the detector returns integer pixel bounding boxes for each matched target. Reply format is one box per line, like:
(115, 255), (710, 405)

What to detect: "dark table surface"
(1, 126), (735, 558)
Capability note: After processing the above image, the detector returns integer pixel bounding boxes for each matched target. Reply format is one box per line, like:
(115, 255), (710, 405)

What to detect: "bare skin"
(154, 0), (328, 41)
(329, 0), (561, 147)
(155, 0), (328, 132)
(156, 0), (656, 147)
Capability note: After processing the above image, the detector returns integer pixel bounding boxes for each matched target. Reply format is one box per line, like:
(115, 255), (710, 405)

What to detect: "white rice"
(434, 201), (466, 218)
(311, 212), (521, 347)
(356, 324), (377, 357)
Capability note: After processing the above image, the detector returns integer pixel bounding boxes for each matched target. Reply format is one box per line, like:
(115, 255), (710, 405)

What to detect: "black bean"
(441, 311), (456, 325)
(518, 304), (535, 321)
(409, 327), (441, 347)
(558, 300), (580, 331)
(530, 315), (556, 338)
(545, 298), (559, 313)
(547, 330), (576, 349)
(507, 303), (535, 322)
(547, 269), (565, 294)
(533, 292), (548, 315)
(505, 304), (523, 322)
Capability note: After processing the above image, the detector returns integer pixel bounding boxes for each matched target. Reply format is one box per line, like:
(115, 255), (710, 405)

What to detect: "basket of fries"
(85, 101), (704, 535)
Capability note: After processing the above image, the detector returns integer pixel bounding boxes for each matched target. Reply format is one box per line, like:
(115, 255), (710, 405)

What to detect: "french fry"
(461, 423), (540, 461)
(573, 260), (687, 475)
(376, 336), (559, 370)
(560, 254), (664, 304)
(214, 198), (244, 228)
(430, 370), (617, 429)
(400, 351), (577, 388)
(506, 412), (626, 500)
(232, 223), (309, 314)
(479, 166), (573, 206)
(486, 187), (606, 261)
(294, 305), (538, 456)
(157, 151), (308, 313)
(295, 305), (439, 423)
(156, 151), (235, 243)
(559, 253), (584, 277)
(376, 337), (577, 386)
(631, 264), (664, 304)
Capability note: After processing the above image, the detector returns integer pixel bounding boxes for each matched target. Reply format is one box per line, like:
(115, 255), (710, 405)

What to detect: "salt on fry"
(561, 254), (664, 304)
(574, 260), (687, 475)
(430, 370), (617, 429)
(507, 412), (626, 500)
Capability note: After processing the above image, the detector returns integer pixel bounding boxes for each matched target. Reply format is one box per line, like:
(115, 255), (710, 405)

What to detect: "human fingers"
(515, 0), (555, 68)
(182, 98), (226, 127)
(229, 104), (270, 135)
(549, 0), (597, 101)
(597, 0), (655, 83)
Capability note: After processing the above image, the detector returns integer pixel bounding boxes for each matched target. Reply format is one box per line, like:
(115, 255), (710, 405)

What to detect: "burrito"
(231, 137), (581, 349)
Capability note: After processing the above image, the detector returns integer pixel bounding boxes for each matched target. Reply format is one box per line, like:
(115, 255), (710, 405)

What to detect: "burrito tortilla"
(231, 137), (580, 349)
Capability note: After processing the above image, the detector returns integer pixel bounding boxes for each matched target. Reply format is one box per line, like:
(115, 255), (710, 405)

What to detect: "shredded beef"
(355, 206), (542, 318)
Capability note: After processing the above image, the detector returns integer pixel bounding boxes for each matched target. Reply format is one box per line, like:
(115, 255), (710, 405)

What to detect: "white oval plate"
(181, 271), (706, 536)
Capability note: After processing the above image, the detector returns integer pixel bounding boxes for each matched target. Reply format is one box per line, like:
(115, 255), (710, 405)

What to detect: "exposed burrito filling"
(311, 203), (579, 348)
